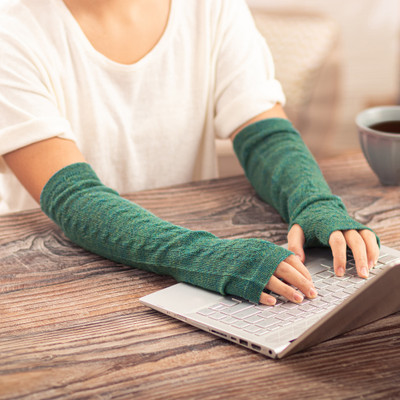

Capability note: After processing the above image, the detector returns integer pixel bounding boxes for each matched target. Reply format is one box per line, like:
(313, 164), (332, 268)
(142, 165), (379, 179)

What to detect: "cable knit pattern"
(233, 118), (379, 247)
(40, 163), (292, 303)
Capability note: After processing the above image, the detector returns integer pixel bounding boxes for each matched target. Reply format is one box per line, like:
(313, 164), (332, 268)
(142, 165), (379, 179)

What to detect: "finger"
(343, 230), (369, 278)
(265, 275), (305, 304)
(259, 291), (277, 306)
(329, 230), (347, 276)
(287, 224), (306, 263)
(359, 229), (380, 268)
(274, 261), (317, 299)
(285, 254), (312, 281)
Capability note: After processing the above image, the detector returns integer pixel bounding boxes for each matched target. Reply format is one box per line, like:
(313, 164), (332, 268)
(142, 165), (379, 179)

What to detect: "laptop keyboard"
(196, 252), (399, 337)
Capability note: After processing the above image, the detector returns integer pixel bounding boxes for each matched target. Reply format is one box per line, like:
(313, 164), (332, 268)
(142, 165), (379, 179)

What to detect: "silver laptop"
(140, 244), (400, 358)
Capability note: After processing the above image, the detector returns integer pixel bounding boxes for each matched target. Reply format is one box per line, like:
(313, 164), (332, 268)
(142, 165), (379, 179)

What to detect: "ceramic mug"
(356, 105), (400, 186)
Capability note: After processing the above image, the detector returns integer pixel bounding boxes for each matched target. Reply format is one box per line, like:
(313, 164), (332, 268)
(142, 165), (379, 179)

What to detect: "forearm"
(234, 119), (332, 220)
(233, 118), (376, 247)
(40, 162), (292, 303)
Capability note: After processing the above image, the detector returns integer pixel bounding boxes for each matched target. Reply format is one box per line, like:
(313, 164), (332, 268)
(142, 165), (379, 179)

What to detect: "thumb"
(287, 224), (306, 263)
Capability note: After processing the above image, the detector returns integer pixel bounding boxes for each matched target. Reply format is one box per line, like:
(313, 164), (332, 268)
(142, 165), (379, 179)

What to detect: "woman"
(0, 0), (379, 305)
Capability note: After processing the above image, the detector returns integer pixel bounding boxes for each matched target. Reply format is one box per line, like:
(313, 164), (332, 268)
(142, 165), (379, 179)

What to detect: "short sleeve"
(213, 0), (285, 139)
(0, 13), (75, 156)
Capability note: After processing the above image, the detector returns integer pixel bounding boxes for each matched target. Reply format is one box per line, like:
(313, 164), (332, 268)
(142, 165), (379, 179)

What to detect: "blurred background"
(217, 0), (400, 176)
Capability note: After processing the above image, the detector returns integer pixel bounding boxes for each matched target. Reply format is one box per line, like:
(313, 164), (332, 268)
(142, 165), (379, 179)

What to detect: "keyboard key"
(209, 303), (228, 311)
(287, 308), (306, 317)
(314, 281), (330, 289)
(310, 298), (329, 308)
(219, 316), (240, 325)
(307, 263), (328, 275)
(255, 329), (272, 336)
(209, 312), (227, 320)
(336, 280), (353, 288)
(322, 294), (336, 303)
(348, 276), (365, 284)
(275, 313), (292, 321)
(255, 305), (270, 311)
(244, 314), (264, 324)
(298, 303), (317, 312)
(233, 307), (260, 320)
(346, 267), (357, 275)
(343, 286), (357, 295)
(332, 291), (348, 299)
(274, 303), (295, 313)
(259, 309), (276, 318)
(378, 254), (399, 264)
(275, 295), (289, 303)
(317, 271), (335, 279)
(370, 267), (387, 275)
(280, 302), (299, 310)
(270, 324), (282, 331)
(325, 284), (342, 293)
(275, 312), (294, 320)
(221, 303), (253, 315)
(256, 317), (280, 328)
(318, 288), (332, 297)
(244, 325), (263, 334)
(232, 320), (250, 329)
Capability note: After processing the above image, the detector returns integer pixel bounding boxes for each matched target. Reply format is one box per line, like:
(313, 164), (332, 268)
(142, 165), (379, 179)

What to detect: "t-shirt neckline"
(56, 0), (176, 72)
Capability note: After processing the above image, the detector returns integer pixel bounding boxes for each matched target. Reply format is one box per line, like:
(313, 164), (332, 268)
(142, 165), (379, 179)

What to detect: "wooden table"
(1, 152), (400, 400)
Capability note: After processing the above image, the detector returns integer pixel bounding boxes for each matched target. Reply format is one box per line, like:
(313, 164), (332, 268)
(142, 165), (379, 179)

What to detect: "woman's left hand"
(287, 224), (380, 279)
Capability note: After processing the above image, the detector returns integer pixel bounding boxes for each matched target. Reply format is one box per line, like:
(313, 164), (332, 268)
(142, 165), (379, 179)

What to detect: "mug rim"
(356, 105), (400, 139)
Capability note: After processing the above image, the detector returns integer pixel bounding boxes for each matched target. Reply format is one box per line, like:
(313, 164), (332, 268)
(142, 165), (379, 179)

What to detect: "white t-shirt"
(0, 0), (285, 214)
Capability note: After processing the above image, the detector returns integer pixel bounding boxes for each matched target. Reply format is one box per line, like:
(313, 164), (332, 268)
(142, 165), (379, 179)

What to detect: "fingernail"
(369, 260), (375, 269)
(267, 297), (276, 306)
(336, 267), (345, 276)
(293, 292), (304, 303)
(309, 288), (318, 298)
(361, 267), (369, 278)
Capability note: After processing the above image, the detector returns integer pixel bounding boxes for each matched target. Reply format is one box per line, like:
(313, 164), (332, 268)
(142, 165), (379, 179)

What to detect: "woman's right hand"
(260, 254), (318, 306)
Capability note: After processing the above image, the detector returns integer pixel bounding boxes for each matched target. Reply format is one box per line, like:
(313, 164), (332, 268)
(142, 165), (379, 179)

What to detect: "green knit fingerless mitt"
(40, 163), (292, 303)
(233, 118), (379, 247)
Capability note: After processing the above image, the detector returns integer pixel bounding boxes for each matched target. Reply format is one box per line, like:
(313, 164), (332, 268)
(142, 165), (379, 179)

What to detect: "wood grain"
(1, 151), (400, 400)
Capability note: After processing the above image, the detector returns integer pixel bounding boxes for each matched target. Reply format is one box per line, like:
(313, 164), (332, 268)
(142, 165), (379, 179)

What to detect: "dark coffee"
(369, 120), (400, 134)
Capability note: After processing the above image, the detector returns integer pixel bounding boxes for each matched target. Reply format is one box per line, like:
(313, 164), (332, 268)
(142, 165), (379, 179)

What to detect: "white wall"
(247, 0), (400, 150)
